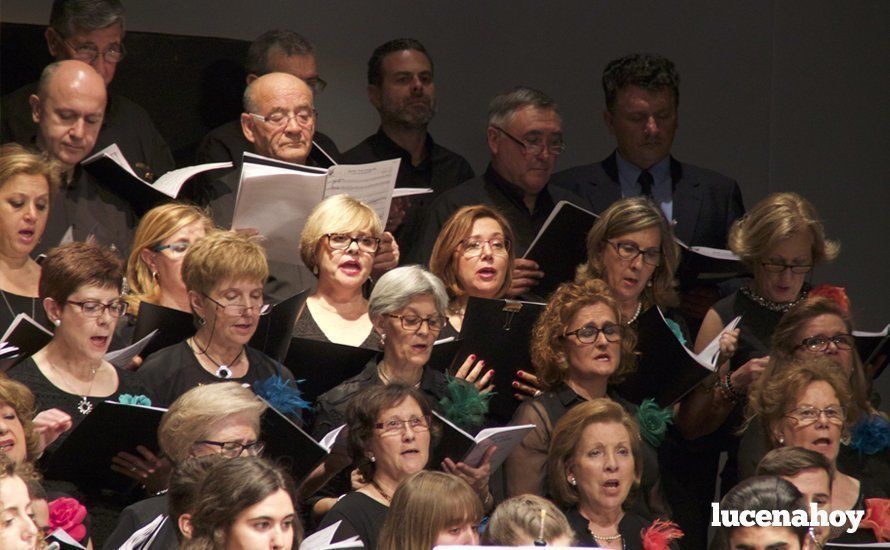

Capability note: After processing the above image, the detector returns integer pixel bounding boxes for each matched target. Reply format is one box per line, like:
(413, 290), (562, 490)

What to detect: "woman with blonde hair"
(483, 494), (575, 547)
(0, 143), (61, 333)
(295, 194), (386, 348)
(377, 471), (483, 549)
(124, 202), (215, 316)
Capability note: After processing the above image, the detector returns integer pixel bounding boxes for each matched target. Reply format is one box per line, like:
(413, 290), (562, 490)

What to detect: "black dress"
(292, 306), (381, 350)
(0, 289), (50, 334)
(316, 491), (389, 550)
(564, 506), (674, 549)
(136, 340), (295, 408)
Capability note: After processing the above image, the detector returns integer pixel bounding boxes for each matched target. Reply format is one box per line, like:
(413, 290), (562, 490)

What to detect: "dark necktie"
(638, 170), (654, 198)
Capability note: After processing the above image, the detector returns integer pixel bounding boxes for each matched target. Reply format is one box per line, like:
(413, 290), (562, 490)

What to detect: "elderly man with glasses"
(408, 86), (587, 298)
(2, 0), (175, 186)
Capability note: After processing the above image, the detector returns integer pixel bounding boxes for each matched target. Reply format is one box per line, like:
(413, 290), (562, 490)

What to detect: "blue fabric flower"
(636, 398), (673, 447)
(253, 375), (311, 420)
(118, 394), (152, 407)
(849, 413), (890, 455)
(664, 318), (687, 346)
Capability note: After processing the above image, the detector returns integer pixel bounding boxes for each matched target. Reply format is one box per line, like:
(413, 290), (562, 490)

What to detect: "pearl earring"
(568, 476), (577, 486)
(778, 436), (785, 445)
(151, 271), (159, 281)
(369, 455), (375, 463)
(53, 319), (61, 326)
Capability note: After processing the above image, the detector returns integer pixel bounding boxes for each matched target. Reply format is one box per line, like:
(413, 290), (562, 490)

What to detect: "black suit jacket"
(550, 151), (744, 248)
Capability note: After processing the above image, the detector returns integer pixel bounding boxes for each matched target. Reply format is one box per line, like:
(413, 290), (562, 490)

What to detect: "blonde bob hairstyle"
(158, 382), (267, 464)
(746, 355), (858, 449)
(299, 194), (383, 275)
(378, 471), (483, 550)
(771, 297), (871, 416)
(483, 494), (575, 546)
(576, 197), (680, 309)
(728, 192), (839, 271)
(0, 377), (41, 463)
(531, 278), (637, 390)
(547, 398), (643, 508)
(124, 202), (215, 315)
(0, 142), (61, 200)
(181, 230), (269, 297)
(428, 204), (515, 301)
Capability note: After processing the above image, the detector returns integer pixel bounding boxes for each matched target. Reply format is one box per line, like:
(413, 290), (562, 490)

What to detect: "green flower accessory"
(663, 318), (686, 346)
(636, 398), (673, 447)
(438, 375), (490, 430)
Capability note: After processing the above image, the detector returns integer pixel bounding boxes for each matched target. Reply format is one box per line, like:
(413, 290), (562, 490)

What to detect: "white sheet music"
(323, 159), (401, 227)
(656, 307), (742, 370)
(300, 521), (364, 549)
(104, 329), (157, 368)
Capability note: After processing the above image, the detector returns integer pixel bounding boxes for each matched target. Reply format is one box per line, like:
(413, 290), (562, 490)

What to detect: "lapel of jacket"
(670, 157), (702, 244)
(589, 151), (622, 213)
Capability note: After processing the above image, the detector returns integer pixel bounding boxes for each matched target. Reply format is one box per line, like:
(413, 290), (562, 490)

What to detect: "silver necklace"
(741, 284), (809, 313)
(49, 360), (99, 415)
(0, 288), (36, 319)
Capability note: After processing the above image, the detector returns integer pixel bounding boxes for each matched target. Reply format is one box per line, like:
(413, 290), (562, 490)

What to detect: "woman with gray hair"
(307, 266), (489, 521)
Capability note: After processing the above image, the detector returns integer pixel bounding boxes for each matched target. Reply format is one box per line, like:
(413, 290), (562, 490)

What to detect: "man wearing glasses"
(408, 86), (586, 298)
(2, 0), (175, 184)
(551, 53), (746, 323)
(343, 38), (475, 261)
(195, 29), (341, 169)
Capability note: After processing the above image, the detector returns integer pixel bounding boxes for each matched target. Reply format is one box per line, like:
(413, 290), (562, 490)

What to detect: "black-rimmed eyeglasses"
(325, 233), (380, 253)
(197, 439), (265, 458)
(798, 334), (855, 352)
(608, 240), (662, 266)
(387, 314), (448, 333)
(65, 300), (128, 318)
(491, 125), (566, 156)
(563, 323), (624, 344)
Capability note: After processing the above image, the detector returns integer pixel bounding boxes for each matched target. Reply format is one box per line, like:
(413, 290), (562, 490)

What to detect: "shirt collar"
(615, 150), (671, 184)
(371, 127), (434, 165)
(483, 163), (553, 214)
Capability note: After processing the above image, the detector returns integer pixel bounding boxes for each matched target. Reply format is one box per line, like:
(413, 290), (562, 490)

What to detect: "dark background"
(2, 0), (887, 339)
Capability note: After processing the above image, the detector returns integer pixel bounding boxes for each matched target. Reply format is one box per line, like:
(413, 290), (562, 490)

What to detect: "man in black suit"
(551, 53), (745, 320)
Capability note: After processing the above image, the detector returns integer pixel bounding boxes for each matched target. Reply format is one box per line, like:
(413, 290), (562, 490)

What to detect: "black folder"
(259, 397), (329, 483)
(522, 201), (598, 298)
(43, 401), (165, 492)
(677, 242), (747, 284)
(855, 326), (889, 380)
(429, 411), (475, 470)
(451, 297), (545, 424)
(283, 337), (377, 404)
(426, 338), (463, 373)
(133, 293), (306, 361)
(614, 306), (715, 407)
(131, 302), (195, 359)
(0, 313), (53, 372)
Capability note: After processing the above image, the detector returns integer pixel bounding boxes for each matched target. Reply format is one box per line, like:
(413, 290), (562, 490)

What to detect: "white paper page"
(152, 161), (233, 198)
(319, 424), (347, 452)
(655, 307), (739, 371)
(853, 323), (890, 337)
(0, 341), (18, 357)
(392, 187), (433, 198)
(300, 521), (364, 549)
(436, 546), (588, 549)
(323, 159), (401, 226)
(463, 424), (535, 470)
(116, 514), (166, 550)
(431, 410), (475, 439)
(695, 315), (743, 369)
(83, 143), (141, 180)
(689, 245), (740, 261)
(434, 336), (455, 345)
(46, 527), (87, 549)
(59, 225), (75, 246)
(825, 544), (890, 548)
(1, 313), (53, 343)
(104, 329), (157, 368)
(231, 161), (327, 264)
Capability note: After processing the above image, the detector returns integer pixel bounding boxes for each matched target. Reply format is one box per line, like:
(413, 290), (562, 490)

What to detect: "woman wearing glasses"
(0, 144), (60, 334)
(8, 242), (143, 452)
(747, 356), (883, 543)
(137, 231), (293, 407)
(123, 203), (215, 317)
(504, 278), (663, 517)
(104, 382), (269, 549)
(317, 383), (491, 550)
(295, 195), (387, 349)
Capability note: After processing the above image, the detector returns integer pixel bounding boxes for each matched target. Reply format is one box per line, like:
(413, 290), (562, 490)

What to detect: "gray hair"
(368, 265), (449, 320)
(488, 86), (559, 129)
(246, 29), (315, 76)
(49, 0), (125, 38)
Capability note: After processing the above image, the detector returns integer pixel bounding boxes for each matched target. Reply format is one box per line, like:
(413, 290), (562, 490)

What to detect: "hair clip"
(534, 508), (547, 546)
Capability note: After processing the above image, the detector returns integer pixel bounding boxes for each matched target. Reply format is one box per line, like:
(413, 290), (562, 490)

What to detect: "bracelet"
(715, 373), (744, 404)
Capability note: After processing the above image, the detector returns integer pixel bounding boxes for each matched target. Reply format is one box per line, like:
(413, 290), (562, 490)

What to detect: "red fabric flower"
(808, 284), (850, 314)
(641, 518), (683, 550)
(860, 498), (890, 542)
(48, 497), (87, 542)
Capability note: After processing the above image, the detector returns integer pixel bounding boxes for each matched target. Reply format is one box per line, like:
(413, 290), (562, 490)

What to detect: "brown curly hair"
(0, 376), (42, 463)
(531, 278), (637, 390)
(746, 355), (858, 448)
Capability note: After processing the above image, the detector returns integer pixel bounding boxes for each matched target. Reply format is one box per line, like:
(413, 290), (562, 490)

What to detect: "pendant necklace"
(50, 360), (99, 415)
(190, 337), (245, 379)
(0, 288), (36, 319)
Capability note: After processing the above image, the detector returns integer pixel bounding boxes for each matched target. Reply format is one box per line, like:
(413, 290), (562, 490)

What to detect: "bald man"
(30, 60), (138, 257)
